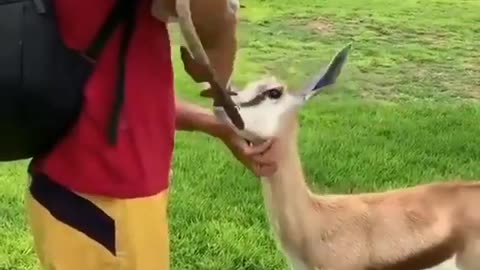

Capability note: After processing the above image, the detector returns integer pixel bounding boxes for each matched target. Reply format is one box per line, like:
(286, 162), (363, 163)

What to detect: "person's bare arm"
(175, 99), (228, 138)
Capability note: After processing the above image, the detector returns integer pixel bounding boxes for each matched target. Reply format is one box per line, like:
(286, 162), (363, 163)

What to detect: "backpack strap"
(84, 0), (133, 61)
(82, 0), (139, 145)
(83, 0), (139, 145)
(106, 0), (138, 145)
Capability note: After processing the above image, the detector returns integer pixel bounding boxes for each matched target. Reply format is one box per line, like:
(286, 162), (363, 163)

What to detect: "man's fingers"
(228, 136), (279, 177)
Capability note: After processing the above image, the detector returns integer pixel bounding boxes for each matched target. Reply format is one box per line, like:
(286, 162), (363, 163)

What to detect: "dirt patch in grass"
(307, 17), (335, 34)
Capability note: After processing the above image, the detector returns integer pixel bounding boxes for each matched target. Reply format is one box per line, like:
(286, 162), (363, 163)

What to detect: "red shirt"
(33, 0), (175, 198)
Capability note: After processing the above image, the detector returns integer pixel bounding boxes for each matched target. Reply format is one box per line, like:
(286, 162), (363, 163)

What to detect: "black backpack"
(0, 0), (137, 162)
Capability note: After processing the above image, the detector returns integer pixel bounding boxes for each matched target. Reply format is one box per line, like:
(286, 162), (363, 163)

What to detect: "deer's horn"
(175, 0), (245, 130)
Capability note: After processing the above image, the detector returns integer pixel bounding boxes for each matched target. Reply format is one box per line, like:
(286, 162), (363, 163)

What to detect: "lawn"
(1, 0), (480, 269)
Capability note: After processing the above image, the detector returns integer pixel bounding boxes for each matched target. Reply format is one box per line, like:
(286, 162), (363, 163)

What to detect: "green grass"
(1, 0), (480, 269)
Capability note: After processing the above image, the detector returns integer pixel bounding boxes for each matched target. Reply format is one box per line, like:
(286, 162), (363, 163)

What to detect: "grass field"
(1, 0), (480, 269)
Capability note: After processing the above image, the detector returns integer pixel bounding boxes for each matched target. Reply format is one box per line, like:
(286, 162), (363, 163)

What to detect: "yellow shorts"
(25, 174), (170, 270)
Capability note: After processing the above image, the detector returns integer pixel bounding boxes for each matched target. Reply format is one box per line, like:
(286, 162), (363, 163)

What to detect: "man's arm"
(175, 99), (228, 139)
(174, 98), (278, 177)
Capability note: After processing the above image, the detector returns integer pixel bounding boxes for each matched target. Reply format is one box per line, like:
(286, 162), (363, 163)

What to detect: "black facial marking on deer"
(239, 93), (267, 107)
(239, 85), (284, 108)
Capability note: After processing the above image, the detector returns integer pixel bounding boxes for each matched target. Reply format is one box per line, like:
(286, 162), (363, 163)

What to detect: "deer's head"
(208, 44), (352, 143)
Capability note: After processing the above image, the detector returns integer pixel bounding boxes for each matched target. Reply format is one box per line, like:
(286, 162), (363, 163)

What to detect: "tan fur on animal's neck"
(260, 111), (480, 270)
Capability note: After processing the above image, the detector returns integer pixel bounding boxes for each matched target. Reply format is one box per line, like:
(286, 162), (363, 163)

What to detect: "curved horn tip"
(338, 42), (353, 57)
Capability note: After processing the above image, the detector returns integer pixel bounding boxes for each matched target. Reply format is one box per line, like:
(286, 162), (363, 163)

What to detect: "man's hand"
(175, 99), (278, 177)
(220, 130), (278, 177)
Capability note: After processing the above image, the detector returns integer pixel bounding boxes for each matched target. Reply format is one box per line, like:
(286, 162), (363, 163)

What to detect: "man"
(26, 0), (277, 269)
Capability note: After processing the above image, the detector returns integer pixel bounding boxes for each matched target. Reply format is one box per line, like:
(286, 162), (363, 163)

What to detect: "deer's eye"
(265, 88), (283, 99)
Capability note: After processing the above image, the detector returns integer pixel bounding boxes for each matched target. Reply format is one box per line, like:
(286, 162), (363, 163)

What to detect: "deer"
(176, 17), (480, 268)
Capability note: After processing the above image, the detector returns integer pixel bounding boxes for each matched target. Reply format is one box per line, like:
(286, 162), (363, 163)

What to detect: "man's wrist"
(198, 112), (232, 140)
(175, 99), (232, 140)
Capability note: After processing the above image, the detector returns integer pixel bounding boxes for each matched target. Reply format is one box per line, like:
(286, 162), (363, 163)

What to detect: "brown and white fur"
(151, 0), (241, 88)
(210, 47), (480, 270)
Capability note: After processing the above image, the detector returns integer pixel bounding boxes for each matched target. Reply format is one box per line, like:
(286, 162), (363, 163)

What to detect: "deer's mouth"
(212, 105), (266, 144)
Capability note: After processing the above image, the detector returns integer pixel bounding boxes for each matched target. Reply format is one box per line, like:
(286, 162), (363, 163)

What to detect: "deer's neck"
(260, 137), (313, 231)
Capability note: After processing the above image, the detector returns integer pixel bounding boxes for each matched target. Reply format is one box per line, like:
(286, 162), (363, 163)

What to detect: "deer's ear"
(312, 43), (351, 90)
(301, 43), (352, 101)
